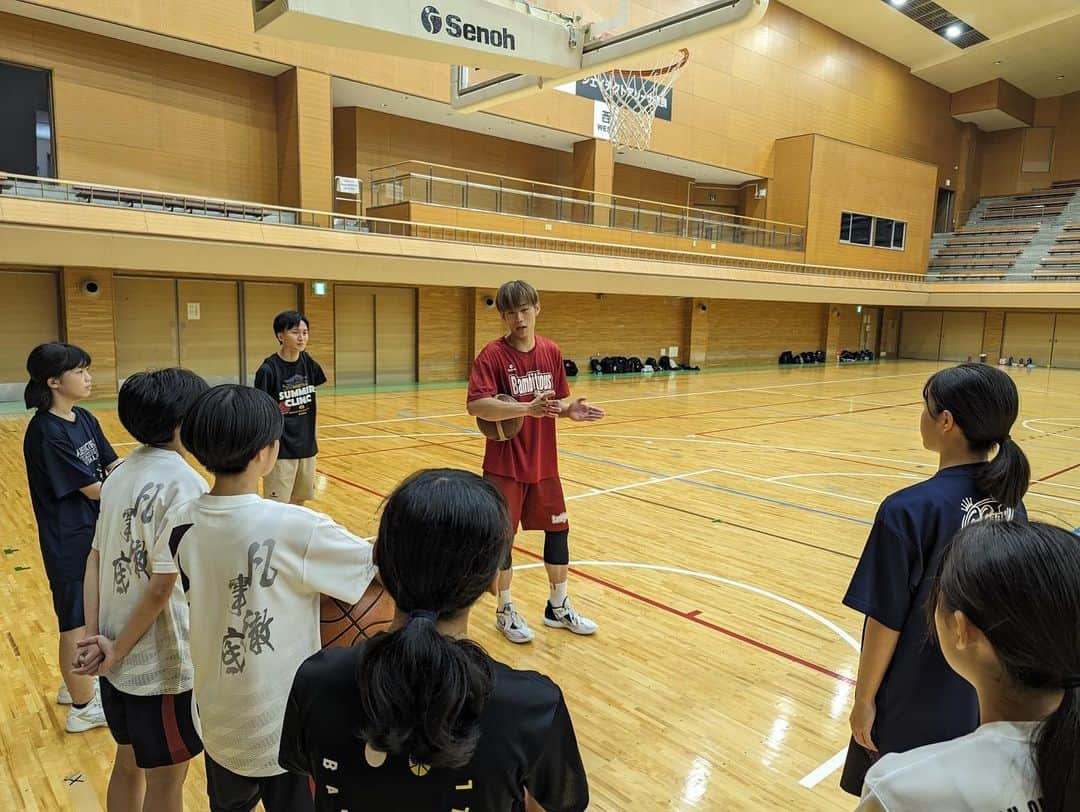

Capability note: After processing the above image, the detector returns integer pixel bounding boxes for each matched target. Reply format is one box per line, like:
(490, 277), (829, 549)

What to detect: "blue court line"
(413, 414), (872, 526)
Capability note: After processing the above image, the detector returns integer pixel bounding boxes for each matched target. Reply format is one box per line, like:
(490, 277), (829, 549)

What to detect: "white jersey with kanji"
(92, 445), (207, 696)
(155, 494), (375, 777)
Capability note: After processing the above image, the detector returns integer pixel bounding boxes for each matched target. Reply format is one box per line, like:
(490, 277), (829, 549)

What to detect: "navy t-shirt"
(23, 407), (117, 583)
(280, 645), (589, 812)
(844, 463), (1025, 757)
(254, 352), (327, 459)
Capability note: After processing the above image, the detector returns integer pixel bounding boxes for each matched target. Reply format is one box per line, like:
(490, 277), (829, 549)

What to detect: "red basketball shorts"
(484, 473), (569, 534)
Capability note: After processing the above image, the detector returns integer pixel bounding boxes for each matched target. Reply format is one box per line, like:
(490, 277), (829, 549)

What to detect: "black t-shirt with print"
(254, 352), (327, 459)
(23, 407), (117, 583)
(280, 644), (589, 812)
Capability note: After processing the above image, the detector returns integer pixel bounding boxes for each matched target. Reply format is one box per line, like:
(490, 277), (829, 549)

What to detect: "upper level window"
(0, 61), (56, 178)
(839, 211), (906, 250)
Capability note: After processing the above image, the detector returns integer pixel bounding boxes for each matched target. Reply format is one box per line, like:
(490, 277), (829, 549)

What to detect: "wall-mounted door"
(1052, 314), (1080, 369)
(939, 311), (986, 362)
(0, 270), (59, 401)
(178, 280), (240, 385)
(899, 310), (942, 359)
(375, 288), (417, 385)
(335, 286), (417, 387)
(243, 282), (299, 384)
(114, 276), (180, 381)
(1002, 312), (1054, 363)
(335, 286), (376, 387)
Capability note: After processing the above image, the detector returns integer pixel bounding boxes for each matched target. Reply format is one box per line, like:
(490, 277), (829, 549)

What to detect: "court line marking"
(312, 370), (929, 429)
(566, 469), (716, 500)
(513, 558), (859, 789)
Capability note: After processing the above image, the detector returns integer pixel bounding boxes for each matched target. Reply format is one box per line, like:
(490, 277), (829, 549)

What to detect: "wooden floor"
(3, 360), (1079, 811)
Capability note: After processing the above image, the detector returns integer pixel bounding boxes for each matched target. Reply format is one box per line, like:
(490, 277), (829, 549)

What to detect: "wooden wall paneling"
(418, 286), (471, 382)
(1051, 313), (1080, 369)
(976, 130), (1023, 198)
(177, 279), (240, 385)
(62, 268), (117, 396)
(690, 186), (741, 210)
(770, 136), (813, 227)
(880, 306), (900, 359)
(612, 164), (692, 207)
(0, 13), (278, 203)
(332, 107), (359, 214)
(295, 68), (333, 214)
(706, 300), (826, 366)
(374, 287), (417, 385)
(242, 281), (299, 385)
(1001, 312), (1055, 363)
(939, 310), (986, 362)
(276, 69), (301, 209)
(982, 310), (1005, 359)
(899, 310), (943, 360)
(1047, 92), (1080, 183)
(334, 285), (375, 387)
(688, 299), (709, 368)
(0, 270), (59, 398)
(1021, 128), (1055, 174)
(113, 275), (179, 381)
(804, 136), (937, 274)
(301, 281), (335, 385)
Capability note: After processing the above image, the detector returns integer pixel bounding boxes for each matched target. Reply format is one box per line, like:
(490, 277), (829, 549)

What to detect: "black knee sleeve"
(502, 548), (513, 571)
(543, 529), (569, 566)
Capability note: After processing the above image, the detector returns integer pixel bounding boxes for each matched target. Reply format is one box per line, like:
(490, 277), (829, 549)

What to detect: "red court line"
(319, 437), (477, 460)
(316, 468), (387, 499)
(319, 446), (856, 686)
(696, 401), (921, 437)
(510, 545), (854, 685)
(1038, 461), (1080, 482)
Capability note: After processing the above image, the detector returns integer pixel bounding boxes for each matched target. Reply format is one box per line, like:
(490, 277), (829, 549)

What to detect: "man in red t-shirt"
(467, 280), (605, 644)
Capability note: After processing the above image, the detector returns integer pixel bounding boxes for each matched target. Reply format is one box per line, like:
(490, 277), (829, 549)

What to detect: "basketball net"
(596, 48), (689, 151)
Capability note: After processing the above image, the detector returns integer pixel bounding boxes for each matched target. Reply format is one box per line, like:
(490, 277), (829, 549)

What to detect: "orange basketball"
(320, 581), (396, 648)
(476, 393), (524, 442)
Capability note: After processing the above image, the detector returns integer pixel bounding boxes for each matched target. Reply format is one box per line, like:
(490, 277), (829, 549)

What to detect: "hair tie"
(406, 609), (438, 625)
(1063, 675), (1080, 690)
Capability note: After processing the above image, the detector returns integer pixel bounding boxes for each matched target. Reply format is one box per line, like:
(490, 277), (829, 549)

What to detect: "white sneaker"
(65, 695), (107, 733)
(495, 603), (535, 644)
(56, 683), (72, 705)
(543, 597), (598, 635)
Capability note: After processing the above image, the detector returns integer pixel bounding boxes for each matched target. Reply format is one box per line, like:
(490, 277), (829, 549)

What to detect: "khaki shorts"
(263, 456), (316, 503)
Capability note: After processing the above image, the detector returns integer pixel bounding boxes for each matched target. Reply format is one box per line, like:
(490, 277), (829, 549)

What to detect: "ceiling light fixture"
(993, 60), (1003, 65)
(944, 24), (963, 39)
(880, 0), (987, 48)
(889, 0), (907, 5)
(1057, 74), (1066, 80)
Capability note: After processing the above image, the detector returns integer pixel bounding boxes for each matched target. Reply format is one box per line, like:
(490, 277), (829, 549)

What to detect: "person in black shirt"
(253, 310), (326, 506)
(22, 342), (120, 733)
(280, 468), (589, 812)
(841, 363), (1031, 795)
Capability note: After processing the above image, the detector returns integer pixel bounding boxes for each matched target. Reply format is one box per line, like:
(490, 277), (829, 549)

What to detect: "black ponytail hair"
(357, 468), (511, 769)
(923, 363), (1030, 507)
(932, 520), (1080, 812)
(24, 342), (91, 411)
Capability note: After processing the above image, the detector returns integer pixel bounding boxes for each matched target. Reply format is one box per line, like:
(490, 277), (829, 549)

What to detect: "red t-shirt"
(467, 335), (571, 483)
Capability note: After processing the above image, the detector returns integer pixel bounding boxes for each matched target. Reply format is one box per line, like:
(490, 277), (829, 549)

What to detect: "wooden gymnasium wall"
(706, 300), (827, 366)
(0, 269), (59, 391)
(11, 0), (979, 192)
(612, 165), (693, 208)
(0, 13), (279, 204)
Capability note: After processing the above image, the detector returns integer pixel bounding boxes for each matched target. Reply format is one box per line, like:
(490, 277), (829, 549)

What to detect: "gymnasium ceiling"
(781, 0), (1080, 97)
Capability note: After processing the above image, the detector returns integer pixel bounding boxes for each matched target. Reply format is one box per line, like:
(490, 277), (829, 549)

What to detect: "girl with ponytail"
(22, 342), (119, 733)
(841, 363), (1030, 795)
(857, 520), (1080, 811)
(280, 468), (589, 811)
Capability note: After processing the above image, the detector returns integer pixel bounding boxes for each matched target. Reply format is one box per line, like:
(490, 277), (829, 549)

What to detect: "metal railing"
(368, 161), (806, 252)
(0, 171), (927, 284)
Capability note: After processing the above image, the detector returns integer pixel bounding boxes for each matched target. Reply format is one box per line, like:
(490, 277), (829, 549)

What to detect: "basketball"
(320, 581), (396, 648)
(476, 393), (524, 442)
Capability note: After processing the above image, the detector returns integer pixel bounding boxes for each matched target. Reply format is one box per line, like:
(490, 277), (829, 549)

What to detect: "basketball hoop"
(596, 48), (689, 151)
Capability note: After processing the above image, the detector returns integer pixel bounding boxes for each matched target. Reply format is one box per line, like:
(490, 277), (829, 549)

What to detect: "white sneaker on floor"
(495, 602), (535, 644)
(543, 597), (598, 635)
(65, 695), (107, 733)
(56, 683), (72, 705)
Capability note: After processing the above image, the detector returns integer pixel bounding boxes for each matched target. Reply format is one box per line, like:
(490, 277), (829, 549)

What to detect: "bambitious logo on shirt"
(508, 370), (554, 397)
(960, 497), (1014, 528)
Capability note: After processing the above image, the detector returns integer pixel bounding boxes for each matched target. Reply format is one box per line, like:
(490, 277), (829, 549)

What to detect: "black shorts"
(204, 752), (313, 812)
(99, 679), (202, 768)
(49, 580), (85, 633)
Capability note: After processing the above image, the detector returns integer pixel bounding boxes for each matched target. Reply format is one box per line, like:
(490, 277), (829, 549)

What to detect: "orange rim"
(605, 48), (690, 79)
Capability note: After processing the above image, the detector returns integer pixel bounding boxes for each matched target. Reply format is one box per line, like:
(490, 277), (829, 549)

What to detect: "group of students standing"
(19, 278), (1080, 811)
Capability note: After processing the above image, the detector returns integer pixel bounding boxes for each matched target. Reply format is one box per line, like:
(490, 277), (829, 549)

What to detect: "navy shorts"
(99, 679), (203, 768)
(49, 580), (85, 633)
(204, 753), (313, 812)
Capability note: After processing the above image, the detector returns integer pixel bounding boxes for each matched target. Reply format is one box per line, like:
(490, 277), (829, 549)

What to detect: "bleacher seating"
(1037, 222), (1080, 278)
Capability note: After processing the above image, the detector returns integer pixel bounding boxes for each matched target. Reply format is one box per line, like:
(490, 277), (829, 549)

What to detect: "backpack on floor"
(778, 350), (794, 365)
(564, 359), (578, 377)
(590, 358), (603, 374)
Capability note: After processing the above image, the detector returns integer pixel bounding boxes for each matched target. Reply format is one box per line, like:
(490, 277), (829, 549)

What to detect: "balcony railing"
(368, 161), (806, 252)
(0, 171), (926, 284)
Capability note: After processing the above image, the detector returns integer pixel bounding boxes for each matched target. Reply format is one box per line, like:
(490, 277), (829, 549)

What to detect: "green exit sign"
(856, 305), (863, 313)
(312, 281), (327, 296)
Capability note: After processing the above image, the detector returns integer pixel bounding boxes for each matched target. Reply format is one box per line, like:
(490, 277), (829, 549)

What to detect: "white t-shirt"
(856, 721), (1041, 811)
(92, 445), (207, 696)
(156, 494), (375, 778)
